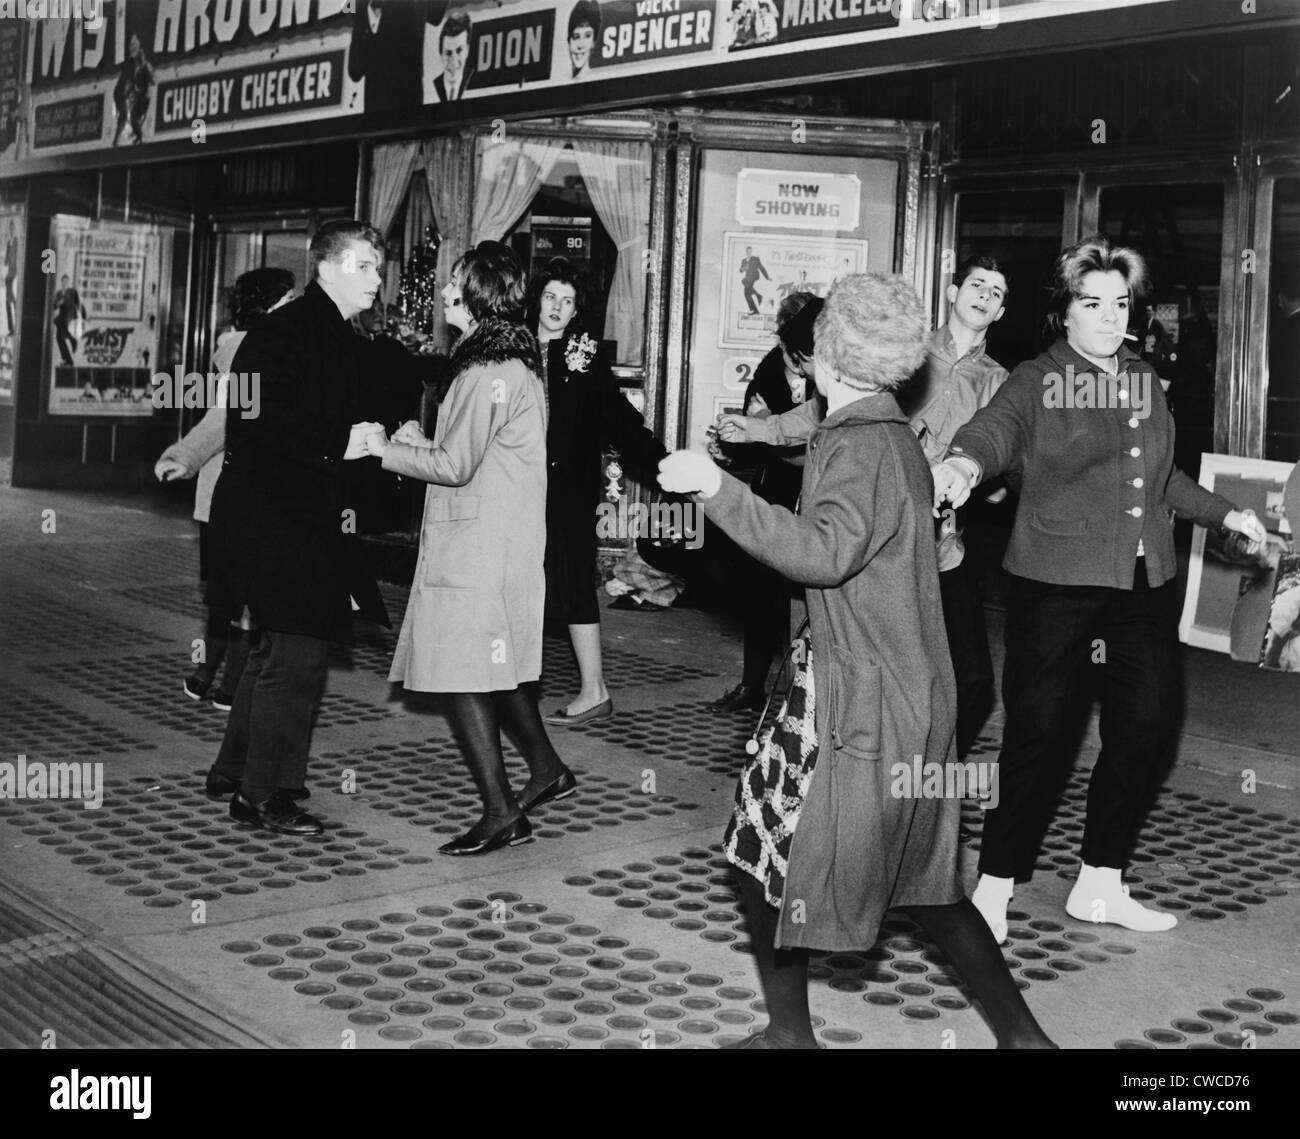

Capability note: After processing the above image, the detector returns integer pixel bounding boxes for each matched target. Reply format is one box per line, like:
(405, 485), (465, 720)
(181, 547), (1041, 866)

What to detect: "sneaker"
(210, 688), (234, 711)
(183, 674), (213, 702)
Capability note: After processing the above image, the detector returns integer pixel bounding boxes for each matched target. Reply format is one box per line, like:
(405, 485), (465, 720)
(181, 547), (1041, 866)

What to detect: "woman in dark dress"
(528, 258), (668, 726)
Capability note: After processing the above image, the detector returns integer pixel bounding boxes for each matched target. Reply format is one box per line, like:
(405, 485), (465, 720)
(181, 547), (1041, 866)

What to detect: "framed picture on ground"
(1179, 454), (1296, 655)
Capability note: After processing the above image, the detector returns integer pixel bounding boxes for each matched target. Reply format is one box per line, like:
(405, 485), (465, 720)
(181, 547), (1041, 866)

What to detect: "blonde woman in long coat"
(660, 274), (1054, 1049)
(367, 242), (572, 855)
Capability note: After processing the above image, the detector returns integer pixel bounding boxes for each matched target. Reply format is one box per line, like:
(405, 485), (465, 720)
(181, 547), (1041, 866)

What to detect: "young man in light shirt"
(717, 255), (1011, 756)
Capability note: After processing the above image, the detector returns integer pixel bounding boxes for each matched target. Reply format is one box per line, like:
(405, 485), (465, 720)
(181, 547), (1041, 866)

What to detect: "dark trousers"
(977, 562), (1182, 882)
(939, 557), (995, 758)
(212, 629), (330, 803)
(55, 322), (77, 366)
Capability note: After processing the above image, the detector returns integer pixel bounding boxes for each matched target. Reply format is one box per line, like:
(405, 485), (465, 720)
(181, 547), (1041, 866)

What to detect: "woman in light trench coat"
(366, 242), (573, 856)
(660, 274), (1055, 1050)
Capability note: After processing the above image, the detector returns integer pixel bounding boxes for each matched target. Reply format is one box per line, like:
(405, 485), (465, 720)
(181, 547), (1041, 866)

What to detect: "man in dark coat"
(205, 220), (390, 836)
(348, 0), (448, 112)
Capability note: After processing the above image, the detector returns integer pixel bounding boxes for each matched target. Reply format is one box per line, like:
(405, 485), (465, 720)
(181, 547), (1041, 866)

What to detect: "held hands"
(658, 450), (723, 499)
(931, 459), (974, 515)
(715, 414), (754, 445)
(391, 419), (430, 448)
(154, 457), (188, 482)
(1223, 508), (1267, 556)
(345, 421), (386, 460)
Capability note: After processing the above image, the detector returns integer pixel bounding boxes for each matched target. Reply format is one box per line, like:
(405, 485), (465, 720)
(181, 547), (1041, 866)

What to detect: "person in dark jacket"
(526, 258), (668, 726)
(705, 292), (820, 714)
(205, 221), (391, 837)
(348, 0), (446, 111)
(660, 274), (1054, 1050)
(934, 235), (1268, 942)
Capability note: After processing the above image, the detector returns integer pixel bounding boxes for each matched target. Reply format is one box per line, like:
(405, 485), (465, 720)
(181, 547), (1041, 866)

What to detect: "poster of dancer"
(718, 231), (866, 350)
(46, 216), (169, 417)
(1179, 454), (1296, 654)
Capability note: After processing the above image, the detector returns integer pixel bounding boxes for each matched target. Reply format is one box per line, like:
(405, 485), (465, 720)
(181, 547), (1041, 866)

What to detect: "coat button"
(1128, 417), (1139, 428)
(1129, 506), (1143, 517)
(1130, 447), (1141, 457)
(1132, 477), (1144, 488)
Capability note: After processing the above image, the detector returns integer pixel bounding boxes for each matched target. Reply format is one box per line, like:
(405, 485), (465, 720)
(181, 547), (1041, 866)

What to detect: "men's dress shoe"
(210, 688), (234, 711)
(205, 769), (239, 798)
(518, 767), (577, 813)
(284, 785), (310, 802)
(542, 698), (613, 726)
(229, 791), (324, 836)
(438, 814), (532, 856)
(705, 683), (763, 714)
(184, 674), (213, 701)
(608, 596), (665, 612)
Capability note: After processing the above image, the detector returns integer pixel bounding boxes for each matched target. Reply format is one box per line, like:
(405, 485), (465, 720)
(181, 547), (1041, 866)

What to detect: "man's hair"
(813, 274), (929, 393)
(453, 241), (527, 324)
(1044, 234), (1148, 341)
(1274, 262), (1300, 302)
(228, 268), (295, 330)
(777, 294), (823, 359)
(569, 0), (602, 38)
(954, 254), (1008, 294)
(525, 256), (586, 330)
(309, 220), (384, 280)
(440, 6), (472, 49)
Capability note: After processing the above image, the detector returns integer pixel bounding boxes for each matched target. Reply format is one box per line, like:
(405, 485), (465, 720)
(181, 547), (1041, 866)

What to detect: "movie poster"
(718, 231), (866, 349)
(46, 216), (169, 418)
(0, 205), (21, 405)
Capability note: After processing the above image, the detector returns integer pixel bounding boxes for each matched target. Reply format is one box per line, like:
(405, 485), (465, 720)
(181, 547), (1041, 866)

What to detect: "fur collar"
(450, 317), (540, 376)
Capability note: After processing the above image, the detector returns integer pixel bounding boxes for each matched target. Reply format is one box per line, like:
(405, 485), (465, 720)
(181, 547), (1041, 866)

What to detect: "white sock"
(1065, 863), (1177, 932)
(971, 873), (1015, 943)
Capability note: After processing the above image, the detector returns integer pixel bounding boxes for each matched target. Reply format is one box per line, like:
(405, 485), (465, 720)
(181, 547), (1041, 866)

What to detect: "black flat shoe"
(438, 814), (532, 856)
(517, 768), (577, 813)
(205, 769), (238, 798)
(230, 790), (324, 836)
(705, 683), (764, 714)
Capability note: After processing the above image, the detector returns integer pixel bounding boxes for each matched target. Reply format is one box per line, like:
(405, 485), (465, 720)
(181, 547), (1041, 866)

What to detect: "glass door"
(1250, 164), (1300, 462)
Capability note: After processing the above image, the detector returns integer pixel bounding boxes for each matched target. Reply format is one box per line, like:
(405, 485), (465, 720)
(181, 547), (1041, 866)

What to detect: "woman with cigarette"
(932, 235), (1267, 941)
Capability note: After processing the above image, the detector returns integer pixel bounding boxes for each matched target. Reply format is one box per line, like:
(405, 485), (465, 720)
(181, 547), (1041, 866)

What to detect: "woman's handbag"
(723, 619), (820, 908)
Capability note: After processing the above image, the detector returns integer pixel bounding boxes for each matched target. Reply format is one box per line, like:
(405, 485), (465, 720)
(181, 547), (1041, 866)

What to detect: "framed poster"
(0, 204), (22, 404)
(1262, 553), (1300, 673)
(719, 231), (866, 350)
(46, 215), (170, 418)
(1179, 454), (1296, 654)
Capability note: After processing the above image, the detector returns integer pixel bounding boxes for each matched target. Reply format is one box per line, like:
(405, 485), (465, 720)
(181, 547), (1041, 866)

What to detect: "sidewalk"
(1, 486), (1297, 1050)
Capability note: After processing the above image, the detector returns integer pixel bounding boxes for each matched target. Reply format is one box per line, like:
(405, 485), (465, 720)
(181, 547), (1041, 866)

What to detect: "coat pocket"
(420, 494), (481, 590)
(828, 644), (883, 761)
(1030, 512), (1088, 537)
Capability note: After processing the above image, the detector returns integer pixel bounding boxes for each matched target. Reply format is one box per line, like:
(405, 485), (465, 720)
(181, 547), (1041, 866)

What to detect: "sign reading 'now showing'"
(735, 169), (862, 231)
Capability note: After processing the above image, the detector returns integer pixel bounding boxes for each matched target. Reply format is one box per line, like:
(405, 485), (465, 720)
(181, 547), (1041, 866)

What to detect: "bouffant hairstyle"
(525, 256), (586, 330)
(777, 294), (823, 360)
(813, 274), (929, 393)
(569, 0), (602, 37)
(309, 219), (384, 280)
(1044, 235), (1148, 341)
(228, 267), (294, 330)
(452, 241), (527, 324)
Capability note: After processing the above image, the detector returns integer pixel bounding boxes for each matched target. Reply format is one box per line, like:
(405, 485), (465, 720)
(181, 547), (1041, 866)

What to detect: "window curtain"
(571, 139), (652, 367)
(422, 136), (463, 349)
(470, 137), (567, 246)
(369, 141), (422, 305)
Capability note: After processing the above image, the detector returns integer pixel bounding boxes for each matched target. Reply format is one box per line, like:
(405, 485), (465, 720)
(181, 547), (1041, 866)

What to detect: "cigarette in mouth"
(1121, 332), (1138, 341)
